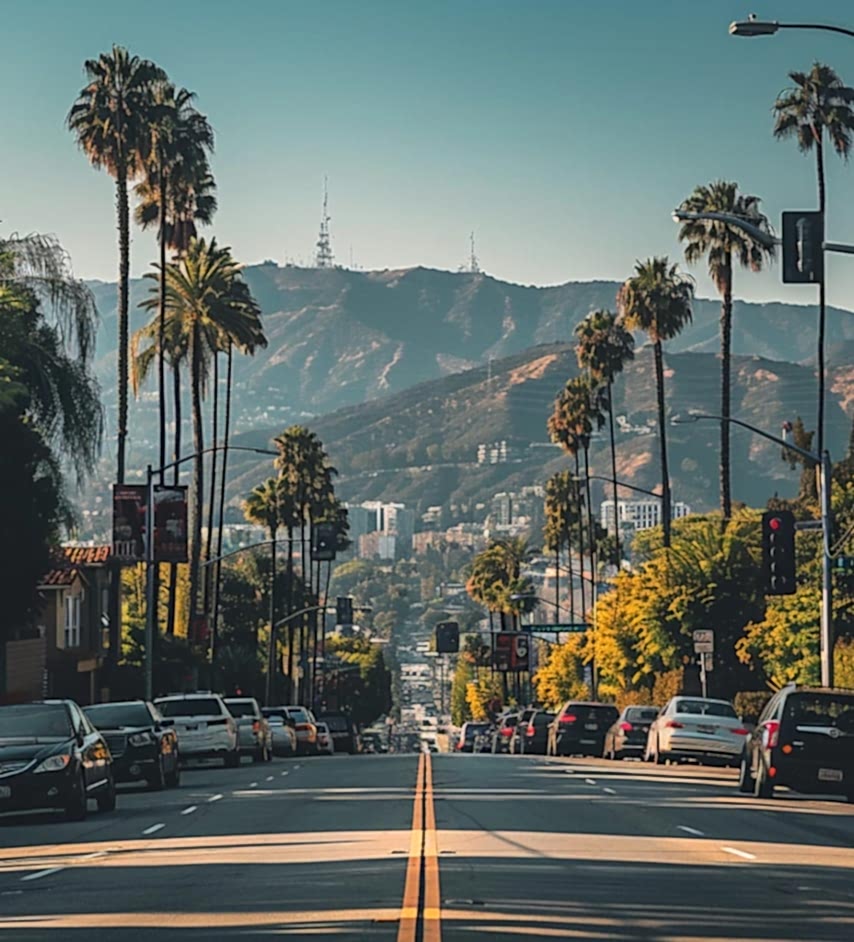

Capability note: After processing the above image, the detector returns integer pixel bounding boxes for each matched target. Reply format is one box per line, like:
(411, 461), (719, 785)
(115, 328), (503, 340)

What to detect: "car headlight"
(128, 731), (154, 747)
(33, 754), (72, 774)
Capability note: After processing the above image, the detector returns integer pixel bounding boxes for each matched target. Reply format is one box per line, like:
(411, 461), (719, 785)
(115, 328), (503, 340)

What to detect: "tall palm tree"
(544, 471), (580, 623)
(141, 238), (265, 631)
(678, 182), (775, 519)
(617, 258), (694, 548)
(773, 63), (854, 457)
(575, 310), (634, 563)
(67, 46), (166, 483)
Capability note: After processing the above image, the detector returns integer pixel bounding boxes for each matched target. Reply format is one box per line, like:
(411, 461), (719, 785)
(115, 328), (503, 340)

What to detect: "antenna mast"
(315, 177), (334, 268)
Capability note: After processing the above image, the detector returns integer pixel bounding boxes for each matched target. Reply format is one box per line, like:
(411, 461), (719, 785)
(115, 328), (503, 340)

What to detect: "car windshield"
(157, 698), (222, 718)
(0, 704), (72, 740)
(84, 703), (152, 729)
(674, 700), (737, 718)
(287, 708), (311, 724)
(224, 700), (258, 718)
(464, 723), (489, 739)
(318, 715), (349, 732)
(784, 693), (854, 730)
(626, 708), (659, 722)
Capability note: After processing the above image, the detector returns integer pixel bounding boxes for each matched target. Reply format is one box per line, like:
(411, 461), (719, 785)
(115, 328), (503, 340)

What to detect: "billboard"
(492, 632), (529, 672)
(112, 483), (188, 563)
(153, 485), (188, 563)
(112, 484), (147, 562)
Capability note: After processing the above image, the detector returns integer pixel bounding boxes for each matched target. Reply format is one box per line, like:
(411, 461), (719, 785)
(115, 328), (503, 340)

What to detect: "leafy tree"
(450, 655), (474, 726)
(678, 182), (775, 519)
(617, 257), (694, 547)
(534, 635), (590, 708)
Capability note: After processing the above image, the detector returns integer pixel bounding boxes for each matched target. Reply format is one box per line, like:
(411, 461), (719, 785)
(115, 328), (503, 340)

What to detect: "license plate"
(818, 768), (843, 782)
(698, 725), (716, 734)
(0, 785), (10, 799)
(585, 724), (598, 731)
(580, 739), (595, 745)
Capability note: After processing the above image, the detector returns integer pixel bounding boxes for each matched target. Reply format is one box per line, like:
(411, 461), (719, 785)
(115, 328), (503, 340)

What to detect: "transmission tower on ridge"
(314, 178), (334, 268)
(468, 231), (480, 273)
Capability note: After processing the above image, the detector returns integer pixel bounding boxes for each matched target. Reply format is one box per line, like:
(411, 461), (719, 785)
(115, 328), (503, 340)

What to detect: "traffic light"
(435, 621), (459, 654)
(311, 522), (337, 562)
(782, 211), (823, 284)
(336, 596), (353, 626)
(762, 510), (797, 595)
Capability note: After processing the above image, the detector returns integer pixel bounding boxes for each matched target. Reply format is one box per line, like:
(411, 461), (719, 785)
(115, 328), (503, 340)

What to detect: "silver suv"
(223, 697), (272, 763)
(154, 693), (239, 767)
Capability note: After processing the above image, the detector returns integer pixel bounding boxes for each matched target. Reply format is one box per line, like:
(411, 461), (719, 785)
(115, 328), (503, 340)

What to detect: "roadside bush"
(651, 669), (682, 706)
(733, 690), (772, 723)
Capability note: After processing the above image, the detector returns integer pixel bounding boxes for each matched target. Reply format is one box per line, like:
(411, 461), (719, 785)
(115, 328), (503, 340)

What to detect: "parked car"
(508, 708), (538, 755)
(268, 705), (317, 755)
(314, 712), (359, 754)
(514, 710), (555, 755)
(472, 727), (495, 753)
(456, 721), (491, 753)
(0, 700), (116, 820)
(262, 709), (298, 757)
(315, 722), (335, 755)
(738, 686), (854, 801)
(154, 693), (239, 767)
(645, 697), (748, 766)
(547, 702), (620, 757)
(603, 706), (659, 760)
(224, 697), (272, 763)
(84, 699), (180, 789)
(492, 713), (519, 753)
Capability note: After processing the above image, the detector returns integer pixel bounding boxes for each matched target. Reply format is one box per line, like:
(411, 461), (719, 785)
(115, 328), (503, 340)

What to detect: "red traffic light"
(769, 517), (782, 531)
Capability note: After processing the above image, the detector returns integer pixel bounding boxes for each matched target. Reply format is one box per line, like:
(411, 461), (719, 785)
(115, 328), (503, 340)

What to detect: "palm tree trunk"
(654, 340), (672, 548)
(166, 361), (181, 636)
(607, 380), (621, 565)
(212, 344), (233, 662)
(816, 136), (827, 457)
(157, 157), (167, 484)
(265, 528), (277, 706)
(554, 546), (560, 620)
(564, 524), (575, 623)
(574, 451), (587, 622)
(188, 320), (204, 631)
(116, 169), (130, 484)
(203, 352), (219, 616)
(720, 258), (733, 520)
(286, 525), (295, 701)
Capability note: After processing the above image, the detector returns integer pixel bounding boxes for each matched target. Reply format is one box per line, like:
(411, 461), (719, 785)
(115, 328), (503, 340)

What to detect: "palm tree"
(67, 46), (166, 483)
(617, 258), (694, 548)
(141, 238), (265, 631)
(773, 63), (854, 456)
(544, 471), (580, 623)
(575, 310), (634, 562)
(677, 182), (775, 519)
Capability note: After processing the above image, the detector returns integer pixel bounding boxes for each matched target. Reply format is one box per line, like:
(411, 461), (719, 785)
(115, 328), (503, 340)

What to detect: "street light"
(729, 16), (854, 40)
(673, 410), (835, 686)
(672, 209), (779, 251)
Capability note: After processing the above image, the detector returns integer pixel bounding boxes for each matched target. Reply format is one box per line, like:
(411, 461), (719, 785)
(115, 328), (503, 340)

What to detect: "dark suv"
(514, 710), (555, 755)
(739, 686), (854, 801)
(315, 713), (359, 754)
(548, 702), (619, 757)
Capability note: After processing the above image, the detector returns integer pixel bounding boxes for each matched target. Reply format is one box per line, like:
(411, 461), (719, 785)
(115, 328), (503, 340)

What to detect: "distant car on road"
(314, 712), (359, 754)
(84, 699), (180, 788)
(508, 708), (538, 755)
(603, 706), (659, 760)
(0, 700), (116, 820)
(738, 686), (854, 801)
(492, 713), (519, 753)
(456, 721), (491, 753)
(514, 710), (555, 755)
(268, 705), (317, 756)
(262, 709), (298, 757)
(645, 697), (748, 766)
(154, 693), (239, 767)
(547, 702), (619, 757)
(315, 722), (335, 755)
(224, 697), (272, 763)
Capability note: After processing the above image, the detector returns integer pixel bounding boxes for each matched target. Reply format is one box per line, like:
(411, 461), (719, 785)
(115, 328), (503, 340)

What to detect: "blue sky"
(3, 0), (854, 308)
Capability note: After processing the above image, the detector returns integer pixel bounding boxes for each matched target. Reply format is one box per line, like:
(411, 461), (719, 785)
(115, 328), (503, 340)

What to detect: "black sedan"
(0, 700), (116, 820)
(603, 705), (659, 760)
(84, 700), (180, 789)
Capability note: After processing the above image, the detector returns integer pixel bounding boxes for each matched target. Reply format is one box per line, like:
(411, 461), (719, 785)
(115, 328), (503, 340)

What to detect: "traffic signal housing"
(311, 522), (337, 562)
(782, 211), (823, 284)
(336, 596), (354, 626)
(762, 510), (797, 595)
(435, 621), (459, 654)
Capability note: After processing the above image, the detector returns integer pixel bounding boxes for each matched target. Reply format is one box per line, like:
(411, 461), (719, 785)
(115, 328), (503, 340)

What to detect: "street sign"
(835, 556), (854, 572)
(702, 651), (714, 672)
(492, 632), (529, 672)
(693, 629), (714, 654)
(520, 623), (588, 633)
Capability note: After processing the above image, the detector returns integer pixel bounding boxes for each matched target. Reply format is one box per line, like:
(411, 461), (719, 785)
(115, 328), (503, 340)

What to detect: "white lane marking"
(722, 846), (756, 860)
(280, 771), (289, 776)
(678, 825), (705, 836)
(21, 867), (65, 882)
(250, 782), (258, 788)
(603, 787), (617, 795)
(585, 778), (597, 785)
(207, 793), (223, 803)
(142, 823), (165, 835)
(180, 805), (197, 816)
(265, 775), (274, 782)
(293, 764), (301, 770)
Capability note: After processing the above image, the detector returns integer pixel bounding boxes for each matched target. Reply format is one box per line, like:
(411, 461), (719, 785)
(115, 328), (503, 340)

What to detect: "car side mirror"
(76, 726), (86, 746)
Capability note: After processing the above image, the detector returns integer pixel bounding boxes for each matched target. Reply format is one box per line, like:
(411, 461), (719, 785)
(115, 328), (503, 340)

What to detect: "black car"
(0, 700), (116, 820)
(84, 700), (180, 789)
(456, 721), (491, 753)
(315, 712), (359, 754)
(548, 701), (620, 757)
(739, 686), (854, 801)
(603, 705), (659, 760)
(492, 712), (519, 753)
(509, 708), (538, 755)
(514, 710), (556, 755)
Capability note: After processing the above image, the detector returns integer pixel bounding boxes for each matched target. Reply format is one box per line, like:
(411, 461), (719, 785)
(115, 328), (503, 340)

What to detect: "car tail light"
(768, 766), (777, 778)
(781, 743), (793, 754)
(732, 727), (749, 736)
(501, 727), (513, 737)
(665, 720), (683, 729)
(762, 720), (780, 749)
(526, 724), (536, 737)
(252, 721), (260, 733)
(619, 722), (633, 732)
(559, 714), (577, 725)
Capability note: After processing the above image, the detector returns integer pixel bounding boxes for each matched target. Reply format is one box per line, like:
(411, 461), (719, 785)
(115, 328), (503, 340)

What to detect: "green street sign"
(835, 556), (854, 571)
(522, 623), (588, 633)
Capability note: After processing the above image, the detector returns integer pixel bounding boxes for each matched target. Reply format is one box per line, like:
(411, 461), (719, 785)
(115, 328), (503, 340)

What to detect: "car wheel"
(147, 758), (166, 790)
(165, 756), (181, 788)
(97, 774), (117, 813)
(225, 748), (241, 769)
(64, 774), (88, 821)
(737, 755), (755, 793)
(754, 761), (774, 799)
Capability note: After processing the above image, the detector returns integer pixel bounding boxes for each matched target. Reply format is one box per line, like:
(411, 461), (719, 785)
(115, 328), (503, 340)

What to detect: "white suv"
(154, 693), (239, 767)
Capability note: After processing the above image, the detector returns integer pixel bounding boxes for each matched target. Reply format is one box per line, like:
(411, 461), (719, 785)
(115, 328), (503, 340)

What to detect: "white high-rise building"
(600, 498), (691, 533)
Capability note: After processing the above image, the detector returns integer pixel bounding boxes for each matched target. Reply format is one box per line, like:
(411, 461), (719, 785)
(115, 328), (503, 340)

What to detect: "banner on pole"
(112, 484), (147, 562)
(153, 485), (188, 563)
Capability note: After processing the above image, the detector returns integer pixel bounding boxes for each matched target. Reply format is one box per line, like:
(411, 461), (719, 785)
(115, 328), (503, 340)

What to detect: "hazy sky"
(4, 0), (854, 309)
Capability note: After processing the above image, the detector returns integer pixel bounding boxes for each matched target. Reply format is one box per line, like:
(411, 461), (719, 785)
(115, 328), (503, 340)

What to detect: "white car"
(644, 696), (749, 766)
(155, 693), (239, 767)
(315, 722), (335, 756)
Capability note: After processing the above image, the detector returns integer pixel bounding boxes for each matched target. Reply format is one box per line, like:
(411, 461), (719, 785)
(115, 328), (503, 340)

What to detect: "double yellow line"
(397, 751), (441, 942)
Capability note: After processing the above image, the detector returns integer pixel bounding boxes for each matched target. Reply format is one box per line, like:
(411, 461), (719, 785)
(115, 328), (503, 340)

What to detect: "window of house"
(64, 593), (81, 648)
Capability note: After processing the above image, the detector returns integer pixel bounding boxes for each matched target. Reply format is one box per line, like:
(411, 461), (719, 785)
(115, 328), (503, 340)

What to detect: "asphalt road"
(1, 752), (853, 940)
